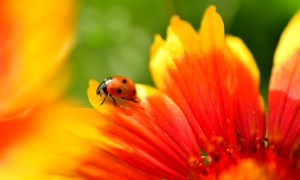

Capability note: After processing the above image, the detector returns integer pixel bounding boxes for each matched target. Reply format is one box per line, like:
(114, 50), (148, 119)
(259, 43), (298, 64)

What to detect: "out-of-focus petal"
(0, 110), (36, 157)
(0, 102), (89, 179)
(64, 108), (156, 179)
(268, 10), (300, 154)
(226, 36), (266, 148)
(79, 80), (204, 178)
(0, 0), (76, 117)
(219, 158), (278, 180)
(150, 5), (238, 152)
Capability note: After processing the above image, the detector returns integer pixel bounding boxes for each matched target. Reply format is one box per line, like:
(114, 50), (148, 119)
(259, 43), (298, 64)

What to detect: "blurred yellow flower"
(0, 0), (75, 116)
(0, 0), (86, 178)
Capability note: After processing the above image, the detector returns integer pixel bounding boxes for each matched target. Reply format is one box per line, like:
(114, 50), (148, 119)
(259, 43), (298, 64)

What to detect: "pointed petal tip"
(169, 15), (199, 54)
(268, 11), (300, 147)
(150, 34), (164, 60)
(199, 5), (225, 52)
(274, 10), (300, 67)
(87, 79), (113, 112)
(226, 35), (260, 84)
(150, 13), (199, 57)
(150, 5), (228, 90)
(170, 15), (181, 24)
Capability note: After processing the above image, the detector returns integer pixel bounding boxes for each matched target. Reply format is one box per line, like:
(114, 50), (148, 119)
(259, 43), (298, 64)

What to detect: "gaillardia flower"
(65, 5), (300, 179)
(0, 0), (82, 178)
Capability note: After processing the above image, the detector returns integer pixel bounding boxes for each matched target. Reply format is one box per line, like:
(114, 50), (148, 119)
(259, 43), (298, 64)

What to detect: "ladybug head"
(96, 81), (108, 96)
(96, 77), (112, 96)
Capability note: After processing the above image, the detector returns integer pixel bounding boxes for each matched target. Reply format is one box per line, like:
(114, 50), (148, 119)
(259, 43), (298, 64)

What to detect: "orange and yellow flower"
(0, 0), (83, 178)
(63, 5), (299, 179)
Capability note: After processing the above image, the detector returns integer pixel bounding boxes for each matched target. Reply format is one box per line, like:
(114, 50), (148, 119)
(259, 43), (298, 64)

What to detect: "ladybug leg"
(100, 94), (108, 105)
(129, 98), (138, 103)
(121, 97), (138, 103)
(109, 94), (116, 106)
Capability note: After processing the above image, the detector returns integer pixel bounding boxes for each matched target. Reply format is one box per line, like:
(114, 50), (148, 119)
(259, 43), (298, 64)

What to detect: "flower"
(0, 0), (75, 117)
(63, 5), (300, 179)
(0, 0), (83, 178)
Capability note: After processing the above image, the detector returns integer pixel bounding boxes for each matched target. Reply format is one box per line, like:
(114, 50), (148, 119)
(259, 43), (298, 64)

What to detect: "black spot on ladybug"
(132, 90), (136, 96)
(117, 88), (122, 94)
(122, 79), (127, 84)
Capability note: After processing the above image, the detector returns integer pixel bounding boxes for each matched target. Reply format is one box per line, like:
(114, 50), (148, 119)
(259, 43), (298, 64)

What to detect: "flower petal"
(0, 102), (88, 179)
(0, 110), (36, 157)
(81, 80), (204, 178)
(226, 36), (266, 147)
(268, 50), (300, 154)
(219, 158), (280, 180)
(150, 5), (238, 151)
(150, 15), (199, 90)
(274, 10), (300, 67)
(0, 0), (76, 117)
(64, 108), (156, 179)
(225, 36), (259, 84)
(199, 6), (226, 53)
(268, 10), (300, 154)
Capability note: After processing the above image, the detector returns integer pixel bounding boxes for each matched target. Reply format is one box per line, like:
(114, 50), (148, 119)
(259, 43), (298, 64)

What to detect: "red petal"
(268, 9), (300, 155)
(162, 51), (238, 152)
(235, 61), (266, 147)
(268, 50), (300, 154)
(150, 7), (240, 151)
(226, 36), (266, 148)
(76, 149), (155, 179)
(83, 82), (203, 178)
(0, 110), (36, 157)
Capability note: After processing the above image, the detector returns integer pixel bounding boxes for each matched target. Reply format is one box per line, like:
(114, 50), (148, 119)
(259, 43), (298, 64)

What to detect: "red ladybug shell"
(96, 76), (138, 106)
(106, 76), (137, 99)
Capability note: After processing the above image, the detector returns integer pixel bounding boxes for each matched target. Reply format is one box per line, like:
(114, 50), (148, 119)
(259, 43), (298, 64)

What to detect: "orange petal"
(150, 16), (199, 90)
(0, 110), (36, 157)
(65, 108), (157, 179)
(218, 158), (282, 180)
(226, 36), (266, 147)
(274, 10), (300, 67)
(199, 6), (226, 53)
(0, 102), (88, 179)
(268, 10), (300, 154)
(82, 80), (204, 178)
(268, 50), (300, 154)
(150, 5), (238, 151)
(225, 36), (259, 84)
(0, 0), (76, 117)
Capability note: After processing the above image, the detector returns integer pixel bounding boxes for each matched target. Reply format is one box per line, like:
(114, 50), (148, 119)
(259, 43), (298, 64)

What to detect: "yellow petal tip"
(274, 10), (300, 66)
(226, 35), (260, 83)
(199, 5), (225, 52)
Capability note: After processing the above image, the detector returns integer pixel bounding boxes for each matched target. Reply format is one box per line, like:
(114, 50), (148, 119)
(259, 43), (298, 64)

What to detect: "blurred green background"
(68, 0), (300, 105)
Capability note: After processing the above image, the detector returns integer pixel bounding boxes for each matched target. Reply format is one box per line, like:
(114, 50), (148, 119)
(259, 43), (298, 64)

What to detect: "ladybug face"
(96, 77), (112, 96)
(96, 76), (137, 106)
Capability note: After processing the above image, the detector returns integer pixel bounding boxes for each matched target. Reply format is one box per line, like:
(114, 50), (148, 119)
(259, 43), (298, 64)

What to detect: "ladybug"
(96, 76), (138, 106)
